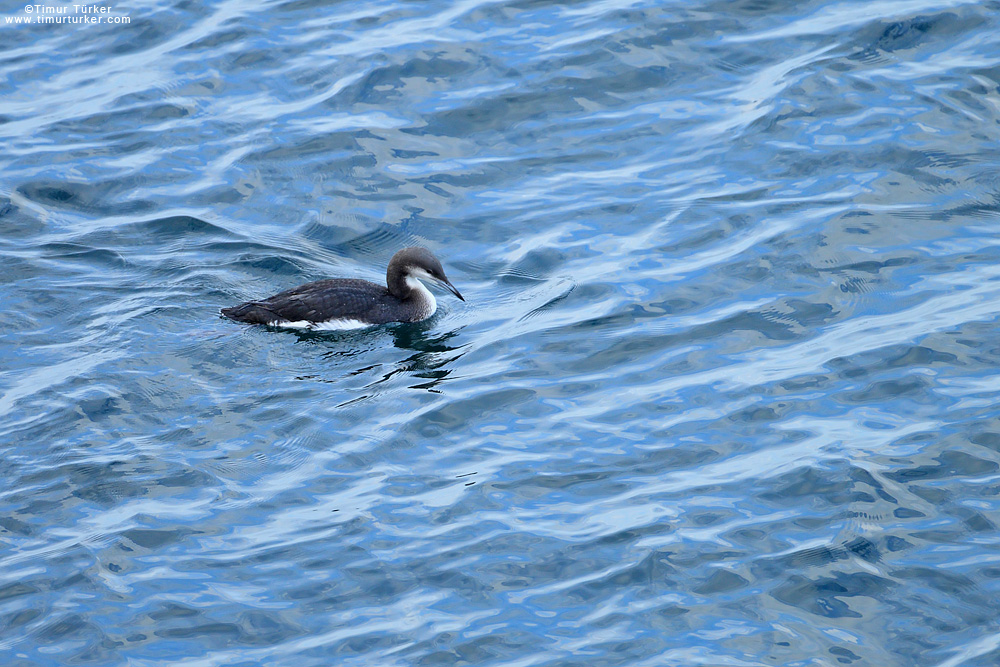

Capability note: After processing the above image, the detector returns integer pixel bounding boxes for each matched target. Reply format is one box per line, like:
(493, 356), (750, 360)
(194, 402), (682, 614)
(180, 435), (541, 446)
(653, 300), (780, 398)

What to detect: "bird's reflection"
(288, 319), (468, 393)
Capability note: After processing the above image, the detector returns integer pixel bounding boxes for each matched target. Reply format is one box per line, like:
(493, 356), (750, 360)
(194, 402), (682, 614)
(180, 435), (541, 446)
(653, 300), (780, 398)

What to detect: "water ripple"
(2, 0), (1000, 665)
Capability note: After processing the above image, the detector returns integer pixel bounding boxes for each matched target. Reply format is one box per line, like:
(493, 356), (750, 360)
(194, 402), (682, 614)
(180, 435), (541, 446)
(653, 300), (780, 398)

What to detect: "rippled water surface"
(3, 0), (1000, 665)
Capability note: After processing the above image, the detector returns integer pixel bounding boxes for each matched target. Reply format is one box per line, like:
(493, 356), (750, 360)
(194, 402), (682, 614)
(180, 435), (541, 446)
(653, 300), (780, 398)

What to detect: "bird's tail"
(221, 302), (282, 325)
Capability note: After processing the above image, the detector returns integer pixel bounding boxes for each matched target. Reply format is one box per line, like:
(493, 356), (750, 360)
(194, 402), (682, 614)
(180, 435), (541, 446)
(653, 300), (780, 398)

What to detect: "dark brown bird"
(221, 247), (463, 330)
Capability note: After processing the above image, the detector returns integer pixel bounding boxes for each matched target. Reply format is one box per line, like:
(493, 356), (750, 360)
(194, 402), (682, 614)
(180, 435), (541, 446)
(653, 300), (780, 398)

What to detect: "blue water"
(3, 0), (1000, 664)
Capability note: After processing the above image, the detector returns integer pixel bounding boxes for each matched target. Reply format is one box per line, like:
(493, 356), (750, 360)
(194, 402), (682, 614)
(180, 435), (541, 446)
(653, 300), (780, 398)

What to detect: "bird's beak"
(439, 277), (464, 301)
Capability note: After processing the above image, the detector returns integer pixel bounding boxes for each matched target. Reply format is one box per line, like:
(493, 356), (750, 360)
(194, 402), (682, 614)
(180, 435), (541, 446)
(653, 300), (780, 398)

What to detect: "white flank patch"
(269, 318), (371, 331)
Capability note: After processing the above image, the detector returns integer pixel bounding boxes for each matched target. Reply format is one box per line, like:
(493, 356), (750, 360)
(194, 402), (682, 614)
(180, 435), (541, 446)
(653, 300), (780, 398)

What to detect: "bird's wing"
(256, 279), (386, 322)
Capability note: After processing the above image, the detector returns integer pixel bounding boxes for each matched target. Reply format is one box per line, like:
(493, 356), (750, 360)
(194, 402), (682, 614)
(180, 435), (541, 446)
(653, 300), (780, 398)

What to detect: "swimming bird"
(222, 247), (464, 330)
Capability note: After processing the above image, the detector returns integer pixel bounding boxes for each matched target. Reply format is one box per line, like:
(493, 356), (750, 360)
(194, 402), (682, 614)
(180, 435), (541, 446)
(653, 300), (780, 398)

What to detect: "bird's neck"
(404, 276), (436, 315)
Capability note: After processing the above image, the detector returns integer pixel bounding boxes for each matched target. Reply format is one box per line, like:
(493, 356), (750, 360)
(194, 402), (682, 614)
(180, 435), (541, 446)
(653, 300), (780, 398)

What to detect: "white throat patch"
(405, 271), (437, 316)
